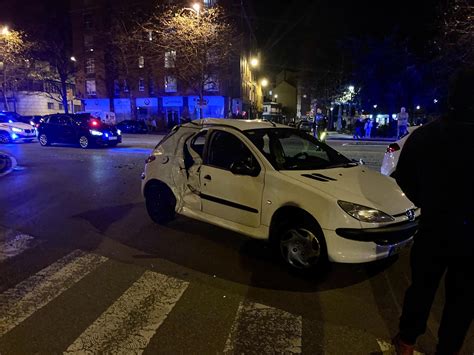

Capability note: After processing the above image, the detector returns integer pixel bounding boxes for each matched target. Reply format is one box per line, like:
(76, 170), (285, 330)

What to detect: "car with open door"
(141, 119), (419, 271)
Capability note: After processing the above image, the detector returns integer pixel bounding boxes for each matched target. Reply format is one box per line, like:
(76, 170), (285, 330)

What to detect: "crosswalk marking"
(64, 270), (189, 354)
(223, 300), (303, 354)
(0, 250), (107, 337)
(0, 233), (36, 262)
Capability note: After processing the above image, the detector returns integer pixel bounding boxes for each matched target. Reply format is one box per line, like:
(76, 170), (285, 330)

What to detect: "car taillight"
(90, 119), (99, 127)
(386, 143), (400, 153)
(145, 155), (156, 164)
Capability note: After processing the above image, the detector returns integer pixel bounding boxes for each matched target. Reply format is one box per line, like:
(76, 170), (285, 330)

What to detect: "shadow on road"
(78, 202), (398, 293)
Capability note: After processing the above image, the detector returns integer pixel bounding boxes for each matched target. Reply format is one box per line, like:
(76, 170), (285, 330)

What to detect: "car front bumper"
(93, 135), (122, 145)
(10, 132), (37, 141)
(324, 220), (418, 263)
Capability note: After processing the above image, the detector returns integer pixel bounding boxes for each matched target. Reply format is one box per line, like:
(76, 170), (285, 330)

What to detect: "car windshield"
(245, 128), (353, 171)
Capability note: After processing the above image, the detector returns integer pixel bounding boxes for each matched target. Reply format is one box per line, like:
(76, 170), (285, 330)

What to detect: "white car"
(142, 119), (419, 270)
(0, 115), (37, 143)
(381, 126), (419, 176)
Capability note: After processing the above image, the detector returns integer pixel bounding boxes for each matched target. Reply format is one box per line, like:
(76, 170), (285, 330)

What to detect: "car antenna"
(262, 118), (276, 127)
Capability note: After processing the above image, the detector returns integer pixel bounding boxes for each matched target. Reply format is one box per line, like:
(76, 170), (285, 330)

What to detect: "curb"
(0, 153), (17, 177)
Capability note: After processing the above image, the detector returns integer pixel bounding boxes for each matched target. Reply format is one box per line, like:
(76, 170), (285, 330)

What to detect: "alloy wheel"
(279, 228), (321, 269)
(79, 136), (89, 149)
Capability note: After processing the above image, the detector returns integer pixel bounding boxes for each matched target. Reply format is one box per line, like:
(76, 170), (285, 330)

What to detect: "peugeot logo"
(406, 209), (416, 221)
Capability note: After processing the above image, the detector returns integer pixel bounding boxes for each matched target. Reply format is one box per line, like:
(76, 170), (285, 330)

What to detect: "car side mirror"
(230, 160), (259, 176)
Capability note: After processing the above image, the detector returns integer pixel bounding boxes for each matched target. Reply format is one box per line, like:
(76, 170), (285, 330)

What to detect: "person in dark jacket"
(392, 67), (474, 355)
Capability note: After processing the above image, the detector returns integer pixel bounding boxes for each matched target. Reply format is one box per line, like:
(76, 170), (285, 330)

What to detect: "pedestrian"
(392, 67), (474, 355)
(353, 117), (363, 139)
(364, 117), (373, 138)
(397, 107), (409, 138)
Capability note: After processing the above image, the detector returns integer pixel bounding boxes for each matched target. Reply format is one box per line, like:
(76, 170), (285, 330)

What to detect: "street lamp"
(70, 56), (77, 62)
(348, 85), (355, 93)
(1, 26), (10, 36)
(250, 57), (259, 68)
(416, 105), (421, 110)
(260, 78), (268, 87)
(373, 104), (377, 109)
(192, 3), (201, 14)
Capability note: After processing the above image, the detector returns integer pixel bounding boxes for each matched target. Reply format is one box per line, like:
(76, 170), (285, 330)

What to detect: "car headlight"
(11, 127), (23, 133)
(89, 129), (103, 136)
(117, 129), (122, 135)
(337, 200), (394, 223)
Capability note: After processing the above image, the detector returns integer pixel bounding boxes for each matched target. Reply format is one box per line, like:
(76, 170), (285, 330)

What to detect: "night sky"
(251, 0), (442, 73)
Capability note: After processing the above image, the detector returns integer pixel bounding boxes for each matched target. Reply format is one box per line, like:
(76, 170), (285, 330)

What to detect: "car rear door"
(200, 129), (265, 228)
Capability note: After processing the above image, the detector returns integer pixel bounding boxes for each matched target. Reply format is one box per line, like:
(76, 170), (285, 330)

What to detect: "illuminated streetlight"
(70, 56), (77, 62)
(433, 99), (438, 104)
(416, 105), (421, 110)
(250, 57), (259, 68)
(303, 94), (307, 98)
(274, 94), (278, 99)
(373, 104), (377, 109)
(348, 85), (355, 93)
(192, 3), (201, 13)
(260, 78), (268, 87)
(1, 26), (10, 36)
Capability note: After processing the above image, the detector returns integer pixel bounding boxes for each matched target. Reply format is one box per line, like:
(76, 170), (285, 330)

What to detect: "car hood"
(280, 166), (414, 215)
(0, 122), (34, 130)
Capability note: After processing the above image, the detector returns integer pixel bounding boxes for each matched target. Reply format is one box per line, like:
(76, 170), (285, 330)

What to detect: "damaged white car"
(141, 119), (419, 270)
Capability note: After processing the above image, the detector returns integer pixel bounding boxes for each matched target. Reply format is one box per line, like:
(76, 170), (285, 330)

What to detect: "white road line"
(0, 233), (36, 262)
(64, 270), (189, 354)
(0, 250), (107, 337)
(377, 338), (424, 354)
(223, 301), (302, 354)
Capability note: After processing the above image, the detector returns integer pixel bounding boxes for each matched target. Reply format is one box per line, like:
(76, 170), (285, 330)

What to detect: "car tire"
(39, 133), (50, 146)
(0, 131), (11, 144)
(145, 183), (176, 225)
(79, 135), (90, 149)
(275, 218), (328, 271)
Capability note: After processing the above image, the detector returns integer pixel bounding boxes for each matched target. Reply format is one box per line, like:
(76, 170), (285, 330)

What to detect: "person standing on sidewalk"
(397, 107), (409, 138)
(392, 67), (474, 355)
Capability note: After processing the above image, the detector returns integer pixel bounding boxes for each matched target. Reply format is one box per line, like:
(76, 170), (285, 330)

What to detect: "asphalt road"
(0, 135), (472, 354)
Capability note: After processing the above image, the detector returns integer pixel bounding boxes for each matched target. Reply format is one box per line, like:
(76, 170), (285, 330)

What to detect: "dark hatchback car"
(37, 113), (122, 148)
(116, 119), (149, 133)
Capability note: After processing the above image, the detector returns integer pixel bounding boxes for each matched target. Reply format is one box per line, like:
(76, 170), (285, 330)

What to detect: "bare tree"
(0, 27), (30, 111)
(144, 5), (237, 118)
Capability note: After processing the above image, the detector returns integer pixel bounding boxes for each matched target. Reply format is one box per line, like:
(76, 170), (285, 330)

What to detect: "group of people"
(353, 116), (376, 139)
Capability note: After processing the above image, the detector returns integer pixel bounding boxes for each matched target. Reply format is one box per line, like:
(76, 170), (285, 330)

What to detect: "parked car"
(381, 125), (419, 176)
(0, 113), (37, 143)
(17, 115), (43, 127)
(142, 119), (419, 271)
(37, 113), (122, 148)
(116, 119), (149, 134)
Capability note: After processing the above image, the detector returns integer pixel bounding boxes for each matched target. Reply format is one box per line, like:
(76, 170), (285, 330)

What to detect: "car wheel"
(79, 135), (90, 149)
(277, 220), (327, 270)
(109, 141), (119, 147)
(0, 132), (11, 144)
(39, 133), (50, 146)
(145, 183), (176, 224)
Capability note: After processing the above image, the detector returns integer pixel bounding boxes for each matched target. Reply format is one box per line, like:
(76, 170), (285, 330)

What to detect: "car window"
(190, 130), (207, 158)
(48, 116), (60, 124)
(245, 128), (351, 170)
(207, 130), (259, 172)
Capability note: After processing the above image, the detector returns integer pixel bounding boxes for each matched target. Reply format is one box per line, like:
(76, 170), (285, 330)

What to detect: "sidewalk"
(326, 131), (396, 143)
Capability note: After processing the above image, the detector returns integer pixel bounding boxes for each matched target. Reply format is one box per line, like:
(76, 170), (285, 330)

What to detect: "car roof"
(182, 118), (288, 131)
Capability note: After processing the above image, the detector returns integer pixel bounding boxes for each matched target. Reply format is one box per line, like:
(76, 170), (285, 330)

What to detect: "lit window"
(165, 50), (176, 68)
(138, 56), (144, 68)
(47, 102), (54, 110)
(85, 58), (95, 74)
(138, 78), (145, 92)
(86, 80), (96, 96)
(165, 76), (177, 92)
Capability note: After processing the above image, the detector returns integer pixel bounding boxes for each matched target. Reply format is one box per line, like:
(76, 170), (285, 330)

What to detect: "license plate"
(389, 240), (412, 256)
(108, 136), (118, 140)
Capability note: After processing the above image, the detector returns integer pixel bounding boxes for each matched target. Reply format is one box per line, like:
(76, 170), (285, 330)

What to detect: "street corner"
(0, 152), (17, 177)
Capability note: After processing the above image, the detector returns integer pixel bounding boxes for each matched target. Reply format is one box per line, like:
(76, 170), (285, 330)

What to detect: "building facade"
(70, 0), (261, 126)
